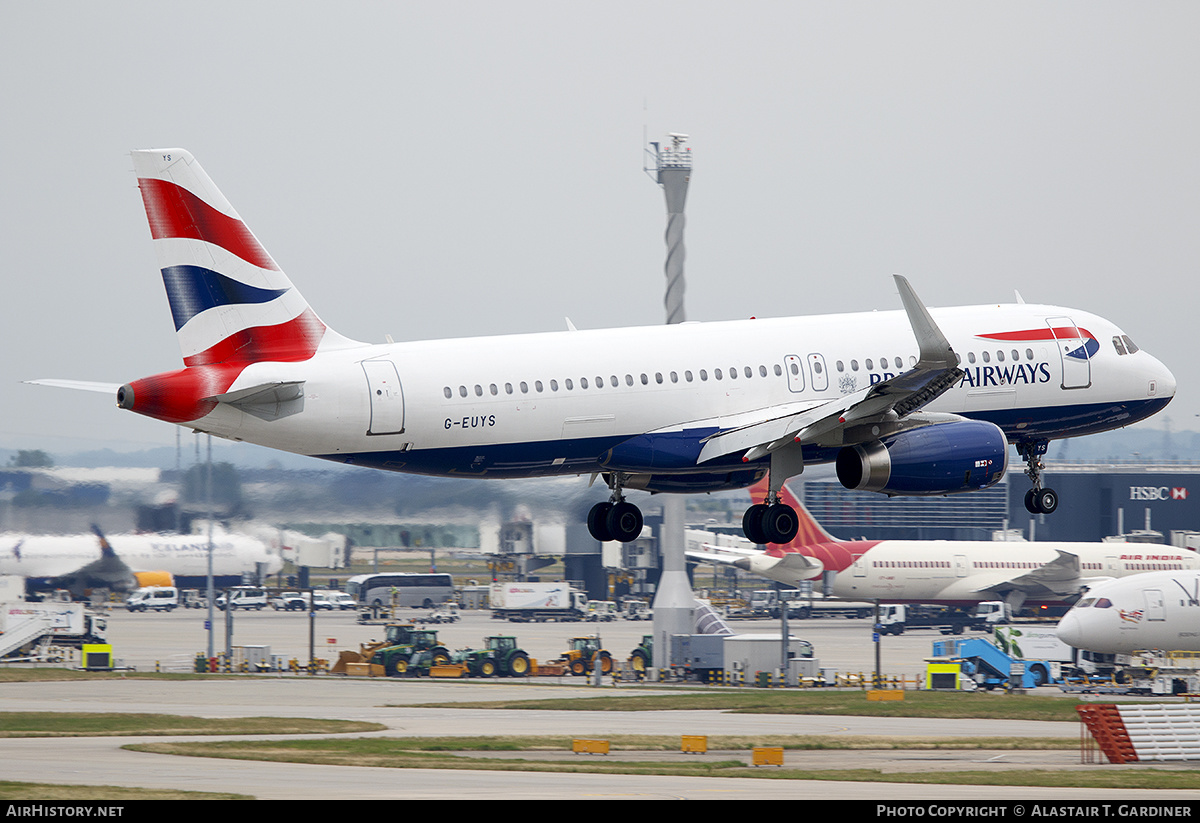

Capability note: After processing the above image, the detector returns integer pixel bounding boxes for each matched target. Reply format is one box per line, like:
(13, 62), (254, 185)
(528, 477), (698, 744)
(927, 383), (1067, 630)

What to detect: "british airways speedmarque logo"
(977, 326), (1100, 361)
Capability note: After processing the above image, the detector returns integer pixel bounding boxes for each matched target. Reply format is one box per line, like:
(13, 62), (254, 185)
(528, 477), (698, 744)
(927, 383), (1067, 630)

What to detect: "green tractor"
(629, 635), (653, 675)
(453, 636), (533, 678)
(562, 636), (613, 676)
(370, 625), (452, 677)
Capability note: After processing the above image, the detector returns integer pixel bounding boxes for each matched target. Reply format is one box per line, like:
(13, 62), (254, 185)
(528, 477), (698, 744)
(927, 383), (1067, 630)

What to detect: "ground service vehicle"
(0, 602), (107, 658)
(125, 586), (178, 612)
(270, 591), (307, 611)
(490, 581), (587, 622)
(629, 635), (653, 674)
(562, 636), (613, 676)
(623, 601), (651, 621)
(370, 626), (452, 677)
(877, 604), (988, 635)
(216, 587), (268, 611)
(417, 603), (460, 624)
(452, 636), (532, 677)
(929, 634), (1067, 689)
(586, 601), (618, 622)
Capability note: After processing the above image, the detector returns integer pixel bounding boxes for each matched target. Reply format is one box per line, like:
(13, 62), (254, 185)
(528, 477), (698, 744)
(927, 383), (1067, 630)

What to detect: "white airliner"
(0, 527), (281, 595)
(1056, 571), (1200, 653)
(31, 149), (1176, 545)
(687, 481), (1200, 613)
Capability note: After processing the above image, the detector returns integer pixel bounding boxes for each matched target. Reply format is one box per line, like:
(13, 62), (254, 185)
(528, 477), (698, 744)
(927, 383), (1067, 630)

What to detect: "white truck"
(489, 581), (587, 623)
(1, 602), (107, 658)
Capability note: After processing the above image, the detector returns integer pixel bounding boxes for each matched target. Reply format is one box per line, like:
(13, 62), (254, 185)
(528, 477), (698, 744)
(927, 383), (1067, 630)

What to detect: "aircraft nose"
(1056, 611), (1083, 648)
(1153, 355), (1177, 401)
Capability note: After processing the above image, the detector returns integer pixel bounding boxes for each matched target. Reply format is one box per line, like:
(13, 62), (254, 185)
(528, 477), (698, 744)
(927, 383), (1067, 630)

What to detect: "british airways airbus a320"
(32, 149), (1175, 545)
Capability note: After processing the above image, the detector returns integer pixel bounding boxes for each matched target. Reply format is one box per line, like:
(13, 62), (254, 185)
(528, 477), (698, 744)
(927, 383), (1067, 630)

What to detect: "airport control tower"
(646, 134), (695, 671)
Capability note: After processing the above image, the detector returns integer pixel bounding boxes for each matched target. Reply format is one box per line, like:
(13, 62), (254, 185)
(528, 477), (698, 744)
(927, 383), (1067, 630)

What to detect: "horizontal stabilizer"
(24, 379), (120, 395)
(206, 381), (306, 422)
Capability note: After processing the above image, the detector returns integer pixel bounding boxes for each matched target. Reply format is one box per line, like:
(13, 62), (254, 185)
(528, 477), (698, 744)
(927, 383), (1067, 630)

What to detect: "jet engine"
(835, 419), (1007, 496)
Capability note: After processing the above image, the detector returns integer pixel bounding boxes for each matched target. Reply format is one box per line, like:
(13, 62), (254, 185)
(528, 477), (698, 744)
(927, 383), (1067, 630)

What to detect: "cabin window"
(459, 386), (468, 398)
(535, 380), (543, 392)
(550, 379), (558, 391)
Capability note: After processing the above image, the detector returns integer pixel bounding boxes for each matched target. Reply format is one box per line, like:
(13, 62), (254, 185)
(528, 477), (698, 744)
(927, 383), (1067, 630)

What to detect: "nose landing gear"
(1019, 440), (1058, 514)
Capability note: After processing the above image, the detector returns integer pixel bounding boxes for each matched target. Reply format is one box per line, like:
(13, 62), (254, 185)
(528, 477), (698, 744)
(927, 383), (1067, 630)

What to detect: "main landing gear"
(1019, 439), (1058, 515)
(741, 494), (800, 546)
(587, 475), (644, 543)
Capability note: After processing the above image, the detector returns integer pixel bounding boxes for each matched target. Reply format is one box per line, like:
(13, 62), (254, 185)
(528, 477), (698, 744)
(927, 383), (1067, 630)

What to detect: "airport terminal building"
(799, 463), (1200, 545)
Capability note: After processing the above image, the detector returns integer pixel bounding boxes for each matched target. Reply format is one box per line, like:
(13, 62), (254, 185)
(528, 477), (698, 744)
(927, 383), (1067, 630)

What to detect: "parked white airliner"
(0, 527), (281, 595)
(688, 481), (1200, 613)
(30, 149), (1176, 545)
(1056, 571), (1200, 653)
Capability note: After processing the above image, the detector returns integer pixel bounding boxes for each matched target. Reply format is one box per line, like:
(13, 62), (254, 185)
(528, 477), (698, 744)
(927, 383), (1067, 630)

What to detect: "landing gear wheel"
(587, 502), (614, 542)
(1034, 488), (1058, 515)
(606, 501), (643, 543)
(761, 503), (799, 544)
(1024, 487), (1059, 514)
(742, 503), (769, 545)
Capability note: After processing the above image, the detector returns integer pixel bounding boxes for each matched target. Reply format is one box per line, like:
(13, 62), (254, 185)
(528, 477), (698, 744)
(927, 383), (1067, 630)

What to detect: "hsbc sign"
(1129, 486), (1189, 501)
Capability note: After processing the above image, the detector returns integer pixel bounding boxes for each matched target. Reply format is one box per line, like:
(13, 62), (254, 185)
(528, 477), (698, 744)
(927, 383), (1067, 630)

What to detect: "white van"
(215, 586), (268, 611)
(126, 586), (179, 612)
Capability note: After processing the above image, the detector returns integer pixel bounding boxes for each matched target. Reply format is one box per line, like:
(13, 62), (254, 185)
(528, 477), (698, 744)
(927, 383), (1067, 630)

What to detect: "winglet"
(893, 275), (957, 369)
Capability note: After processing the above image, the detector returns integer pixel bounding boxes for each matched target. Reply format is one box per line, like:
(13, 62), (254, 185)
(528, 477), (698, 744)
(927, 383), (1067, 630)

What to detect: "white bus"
(345, 573), (454, 608)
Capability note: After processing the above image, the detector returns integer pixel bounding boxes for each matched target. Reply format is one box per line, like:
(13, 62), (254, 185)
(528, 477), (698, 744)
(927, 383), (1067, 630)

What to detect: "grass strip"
(0, 780), (251, 800)
(0, 712), (384, 737)
(405, 688), (1085, 721)
(125, 736), (1200, 790)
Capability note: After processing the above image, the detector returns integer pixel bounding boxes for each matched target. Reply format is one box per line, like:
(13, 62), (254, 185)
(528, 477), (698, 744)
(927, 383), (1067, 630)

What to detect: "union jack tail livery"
(132, 149), (355, 366)
(117, 150), (359, 424)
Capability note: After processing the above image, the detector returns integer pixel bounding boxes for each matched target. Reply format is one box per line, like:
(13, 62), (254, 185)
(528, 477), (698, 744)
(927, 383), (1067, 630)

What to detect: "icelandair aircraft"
(0, 527), (281, 595)
(687, 482), (1200, 613)
(31, 149), (1176, 545)
(1056, 571), (1200, 653)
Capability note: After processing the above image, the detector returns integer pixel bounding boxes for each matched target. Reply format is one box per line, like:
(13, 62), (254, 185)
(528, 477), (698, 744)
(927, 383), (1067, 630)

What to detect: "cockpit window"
(1094, 598), (1113, 609)
(1112, 335), (1140, 356)
(1076, 597), (1095, 608)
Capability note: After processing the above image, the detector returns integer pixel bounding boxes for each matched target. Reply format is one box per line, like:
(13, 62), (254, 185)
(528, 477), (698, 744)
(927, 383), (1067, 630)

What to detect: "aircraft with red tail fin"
(687, 480), (1200, 613)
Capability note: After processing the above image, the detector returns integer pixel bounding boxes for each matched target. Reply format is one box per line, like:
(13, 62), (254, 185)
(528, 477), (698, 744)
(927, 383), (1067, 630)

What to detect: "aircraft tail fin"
(749, 479), (843, 546)
(131, 149), (358, 367)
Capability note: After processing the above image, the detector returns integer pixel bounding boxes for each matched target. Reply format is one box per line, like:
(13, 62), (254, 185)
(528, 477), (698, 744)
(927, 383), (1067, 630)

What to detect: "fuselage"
(821, 540), (1200, 606)
(1056, 571), (1200, 653)
(185, 301), (1174, 487)
(0, 533), (281, 581)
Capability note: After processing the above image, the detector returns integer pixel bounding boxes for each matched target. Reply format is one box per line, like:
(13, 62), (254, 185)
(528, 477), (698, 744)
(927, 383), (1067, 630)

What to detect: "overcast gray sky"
(2, 2), (1197, 459)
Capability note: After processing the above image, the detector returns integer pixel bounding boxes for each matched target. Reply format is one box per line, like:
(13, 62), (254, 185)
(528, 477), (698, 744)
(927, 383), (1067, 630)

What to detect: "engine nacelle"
(835, 419), (1008, 496)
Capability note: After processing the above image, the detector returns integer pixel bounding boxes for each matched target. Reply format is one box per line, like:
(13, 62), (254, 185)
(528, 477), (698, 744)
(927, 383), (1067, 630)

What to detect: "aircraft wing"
(696, 276), (963, 465)
(971, 550), (1090, 600)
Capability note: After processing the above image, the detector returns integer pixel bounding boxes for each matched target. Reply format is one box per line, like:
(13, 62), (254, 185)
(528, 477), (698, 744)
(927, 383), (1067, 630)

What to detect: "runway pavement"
(3, 609), (1200, 800)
